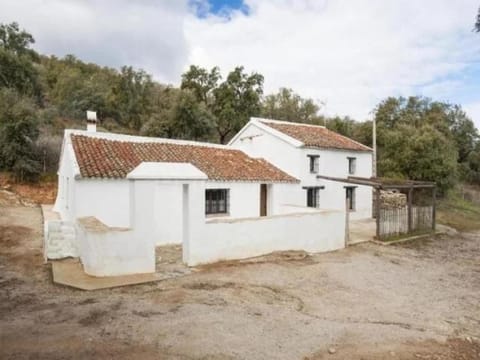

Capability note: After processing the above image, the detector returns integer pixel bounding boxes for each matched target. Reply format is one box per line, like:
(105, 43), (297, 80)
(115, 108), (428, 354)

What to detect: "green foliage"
(373, 97), (469, 193)
(261, 88), (323, 123)
(0, 88), (41, 181)
(0, 22), (40, 98)
(42, 55), (116, 120)
(181, 65), (263, 143)
(0, 20), (479, 190)
(112, 66), (154, 130)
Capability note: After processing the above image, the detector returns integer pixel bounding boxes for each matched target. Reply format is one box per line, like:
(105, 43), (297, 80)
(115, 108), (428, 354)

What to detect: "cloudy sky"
(2, 0), (480, 126)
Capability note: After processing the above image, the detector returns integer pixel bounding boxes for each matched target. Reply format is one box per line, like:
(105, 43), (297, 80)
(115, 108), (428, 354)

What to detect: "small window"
(205, 189), (229, 215)
(308, 155), (320, 173)
(306, 187), (320, 208)
(346, 187), (356, 211)
(348, 157), (356, 175)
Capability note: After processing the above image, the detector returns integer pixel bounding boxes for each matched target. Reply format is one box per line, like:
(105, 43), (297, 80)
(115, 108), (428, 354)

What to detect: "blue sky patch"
(192, 0), (249, 18)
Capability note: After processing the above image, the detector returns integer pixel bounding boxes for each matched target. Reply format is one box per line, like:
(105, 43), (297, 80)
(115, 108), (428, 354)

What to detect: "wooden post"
(407, 186), (413, 233)
(432, 186), (437, 231)
(375, 187), (381, 240)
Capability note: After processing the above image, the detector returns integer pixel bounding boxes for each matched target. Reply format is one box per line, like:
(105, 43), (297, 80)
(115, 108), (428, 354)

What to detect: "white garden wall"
(76, 217), (155, 277)
(184, 209), (346, 266)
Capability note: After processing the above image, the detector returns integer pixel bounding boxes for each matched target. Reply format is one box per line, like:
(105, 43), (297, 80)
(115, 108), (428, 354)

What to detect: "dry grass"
(437, 190), (480, 232)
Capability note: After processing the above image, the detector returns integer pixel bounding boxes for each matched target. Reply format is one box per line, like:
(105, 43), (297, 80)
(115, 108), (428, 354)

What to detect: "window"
(345, 187), (356, 211)
(305, 187), (321, 208)
(205, 189), (229, 215)
(348, 157), (357, 175)
(308, 155), (320, 173)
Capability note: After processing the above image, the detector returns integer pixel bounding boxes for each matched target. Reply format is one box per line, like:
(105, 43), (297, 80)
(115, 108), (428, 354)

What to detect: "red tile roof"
(261, 121), (372, 152)
(71, 134), (298, 182)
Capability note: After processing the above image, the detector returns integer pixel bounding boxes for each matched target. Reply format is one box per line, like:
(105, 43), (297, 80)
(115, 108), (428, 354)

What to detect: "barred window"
(306, 187), (321, 208)
(348, 157), (357, 175)
(205, 189), (229, 215)
(308, 155), (320, 173)
(346, 186), (356, 211)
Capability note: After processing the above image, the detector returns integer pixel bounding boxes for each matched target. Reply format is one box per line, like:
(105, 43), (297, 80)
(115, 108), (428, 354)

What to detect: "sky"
(1, 0), (480, 127)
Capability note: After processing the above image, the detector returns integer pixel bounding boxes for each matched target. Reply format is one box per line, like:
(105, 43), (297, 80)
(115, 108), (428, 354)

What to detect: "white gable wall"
(231, 121), (373, 220)
(230, 123), (303, 178)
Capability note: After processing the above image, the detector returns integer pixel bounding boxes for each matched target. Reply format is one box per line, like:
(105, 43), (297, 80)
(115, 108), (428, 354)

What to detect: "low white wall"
(185, 209), (346, 266)
(76, 217), (155, 277)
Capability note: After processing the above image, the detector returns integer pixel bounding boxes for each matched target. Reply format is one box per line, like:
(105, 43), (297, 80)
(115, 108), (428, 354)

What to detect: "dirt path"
(1, 204), (479, 359)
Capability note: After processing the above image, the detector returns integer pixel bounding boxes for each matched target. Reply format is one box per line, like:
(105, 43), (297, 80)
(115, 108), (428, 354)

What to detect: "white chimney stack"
(86, 111), (97, 132)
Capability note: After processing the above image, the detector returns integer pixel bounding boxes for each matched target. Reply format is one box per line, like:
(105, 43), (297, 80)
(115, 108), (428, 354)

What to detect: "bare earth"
(1, 203), (480, 359)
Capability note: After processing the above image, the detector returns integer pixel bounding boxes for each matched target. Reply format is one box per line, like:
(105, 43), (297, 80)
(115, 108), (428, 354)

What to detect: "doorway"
(260, 184), (267, 216)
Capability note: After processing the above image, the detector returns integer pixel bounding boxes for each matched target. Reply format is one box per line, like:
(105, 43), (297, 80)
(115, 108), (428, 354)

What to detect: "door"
(260, 184), (267, 216)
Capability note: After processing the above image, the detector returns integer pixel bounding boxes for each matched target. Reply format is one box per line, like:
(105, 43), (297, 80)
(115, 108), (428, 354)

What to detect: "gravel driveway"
(1, 204), (479, 359)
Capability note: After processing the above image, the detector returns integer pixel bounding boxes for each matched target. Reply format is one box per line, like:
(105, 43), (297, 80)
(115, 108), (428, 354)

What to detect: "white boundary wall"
(76, 219), (155, 277)
(185, 209), (346, 266)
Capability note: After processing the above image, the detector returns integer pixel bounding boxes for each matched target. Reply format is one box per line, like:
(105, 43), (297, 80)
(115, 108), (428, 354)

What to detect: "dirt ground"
(1, 203), (480, 359)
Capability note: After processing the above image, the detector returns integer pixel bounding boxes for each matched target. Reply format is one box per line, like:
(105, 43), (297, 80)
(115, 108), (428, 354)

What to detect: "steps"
(44, 220), (79, 260)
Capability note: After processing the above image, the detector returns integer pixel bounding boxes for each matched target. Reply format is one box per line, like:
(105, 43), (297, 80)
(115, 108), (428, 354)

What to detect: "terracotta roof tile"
(261, 121), (372, 152)
(71, 134), (298, 182)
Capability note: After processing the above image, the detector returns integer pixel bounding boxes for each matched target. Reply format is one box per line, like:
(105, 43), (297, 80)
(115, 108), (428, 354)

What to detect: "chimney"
(86, 111), (97, 132)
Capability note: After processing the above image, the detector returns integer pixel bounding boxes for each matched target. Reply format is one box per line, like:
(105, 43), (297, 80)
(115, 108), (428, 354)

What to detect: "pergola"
(317, 175), (437, 240)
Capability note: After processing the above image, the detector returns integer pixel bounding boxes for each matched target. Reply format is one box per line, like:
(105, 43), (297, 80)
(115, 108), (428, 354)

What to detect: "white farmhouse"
(47, 115), (372, 275)
(229, 118), (373, 219)
(54, 129), (299, 243)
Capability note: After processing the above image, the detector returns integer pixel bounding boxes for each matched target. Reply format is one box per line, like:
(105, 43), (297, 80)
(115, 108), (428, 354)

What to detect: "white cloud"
(464, 102), (480, 130)
(185, 0), (480, 120)
(1, 0), (480, 123)
(0, 0), (190, 83)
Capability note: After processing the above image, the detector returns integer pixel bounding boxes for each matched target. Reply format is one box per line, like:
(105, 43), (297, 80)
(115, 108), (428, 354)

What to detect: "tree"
(181, 65), (263, 143)
(0, 88), (41, 181)
(261, 87), (322, 123)
(0, 22), (40, 98)
(172, 89), (214, 141)
(111, 66), (154, 130)
(373, 96), (460, 193)
(212, 67), (264, 143)
(447, 105), (479, 164)
(181, 65), (220, 104)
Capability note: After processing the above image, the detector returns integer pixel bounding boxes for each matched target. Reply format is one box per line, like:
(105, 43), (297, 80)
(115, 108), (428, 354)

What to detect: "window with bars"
(205, 189), (229, 215)
(348, 157), (357, 175)
(345, 186), (356, 211)
(308, 155), (320, 173)
(306, 187), (321, 208)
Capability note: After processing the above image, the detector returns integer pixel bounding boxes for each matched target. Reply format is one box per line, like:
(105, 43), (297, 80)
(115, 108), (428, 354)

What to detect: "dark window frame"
(348, 157), (357, 175)
(345, 186), (357, 211)
(308, 155), (320, 173)
(303, 186), (324, 208)
(205, 189), (230, 215)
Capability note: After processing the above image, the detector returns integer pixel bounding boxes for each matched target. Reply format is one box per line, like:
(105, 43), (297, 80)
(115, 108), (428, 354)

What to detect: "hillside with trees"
(0, 22), (479, 194)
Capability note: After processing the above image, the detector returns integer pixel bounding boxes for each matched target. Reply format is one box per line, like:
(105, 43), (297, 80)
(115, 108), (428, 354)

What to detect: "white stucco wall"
(76, 219), (155, 277)
(185, 210), (346, 266)
(206, 181), (263, 218)
(230, 121), (373, 220)
(53, 144), (77, 222)
(59, 177), (300, 246)
(75, 180), (131, 227)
